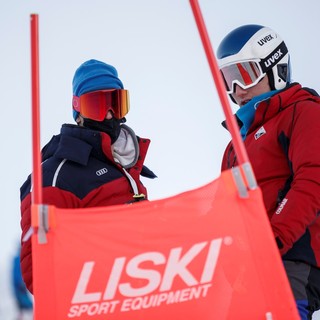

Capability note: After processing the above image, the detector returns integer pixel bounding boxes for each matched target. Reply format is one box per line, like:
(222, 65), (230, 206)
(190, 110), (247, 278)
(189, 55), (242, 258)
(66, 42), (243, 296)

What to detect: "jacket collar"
(251, 83), (316, 129)
(41, 124), (157, 179)
(236, 90), (278, 140)
(222, 83), (320, 134)
(42, 124), (110, 166)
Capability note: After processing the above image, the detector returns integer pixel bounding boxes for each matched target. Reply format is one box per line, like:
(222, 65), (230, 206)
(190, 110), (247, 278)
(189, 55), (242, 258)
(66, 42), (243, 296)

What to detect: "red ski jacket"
(221, 83), (320, 268)
(20, 124), (156, 293)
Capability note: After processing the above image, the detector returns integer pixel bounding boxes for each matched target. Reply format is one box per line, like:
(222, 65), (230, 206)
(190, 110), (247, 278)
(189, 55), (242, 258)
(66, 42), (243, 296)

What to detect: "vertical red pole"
(30, 14), (42, 205)
(189, 0), (249, 165)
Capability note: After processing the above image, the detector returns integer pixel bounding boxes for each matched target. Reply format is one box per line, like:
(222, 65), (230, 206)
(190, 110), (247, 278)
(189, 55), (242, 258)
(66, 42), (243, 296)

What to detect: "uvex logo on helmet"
(260, 41), (288, 72)
(257, 34), (274, 46)
(263, 49), (283, 68)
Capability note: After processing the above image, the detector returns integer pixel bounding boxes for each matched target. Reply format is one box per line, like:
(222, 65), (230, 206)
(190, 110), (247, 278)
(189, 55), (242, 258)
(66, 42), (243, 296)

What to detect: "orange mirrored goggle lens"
(72, 89), (130, 121)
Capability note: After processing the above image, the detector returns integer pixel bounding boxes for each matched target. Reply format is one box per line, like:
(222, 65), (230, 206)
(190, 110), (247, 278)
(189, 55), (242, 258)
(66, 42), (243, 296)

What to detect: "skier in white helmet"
(218, 24), (320, 320)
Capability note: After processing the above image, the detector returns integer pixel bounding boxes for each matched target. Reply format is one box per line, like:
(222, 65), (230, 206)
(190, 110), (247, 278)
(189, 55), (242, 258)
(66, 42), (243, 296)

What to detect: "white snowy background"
(1, 0), (320, 319)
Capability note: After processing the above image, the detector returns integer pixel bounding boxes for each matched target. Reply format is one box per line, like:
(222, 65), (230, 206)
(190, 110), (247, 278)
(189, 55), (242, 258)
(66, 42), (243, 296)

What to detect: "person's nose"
(234, 84), (248, 97)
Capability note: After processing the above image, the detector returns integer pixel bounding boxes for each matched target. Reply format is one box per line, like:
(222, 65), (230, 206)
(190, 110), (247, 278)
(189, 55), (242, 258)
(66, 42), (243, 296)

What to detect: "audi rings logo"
(96, 168), (108, 176)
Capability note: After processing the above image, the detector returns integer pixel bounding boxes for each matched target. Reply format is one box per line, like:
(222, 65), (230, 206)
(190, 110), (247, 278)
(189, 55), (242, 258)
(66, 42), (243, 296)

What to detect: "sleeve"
(221, 141), (235, 171)
(20, 185), (81, 294)
(271, 102), (320, 255)
(20, 193), (33, 293)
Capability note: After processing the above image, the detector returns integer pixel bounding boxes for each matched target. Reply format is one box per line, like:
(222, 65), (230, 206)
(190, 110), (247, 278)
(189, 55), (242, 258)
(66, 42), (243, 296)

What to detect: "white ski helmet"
(217, 24), (291, 93)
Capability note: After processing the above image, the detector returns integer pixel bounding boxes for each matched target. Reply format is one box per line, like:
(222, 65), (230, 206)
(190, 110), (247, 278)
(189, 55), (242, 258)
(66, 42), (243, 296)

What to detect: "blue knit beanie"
(72, 59), (124, 121)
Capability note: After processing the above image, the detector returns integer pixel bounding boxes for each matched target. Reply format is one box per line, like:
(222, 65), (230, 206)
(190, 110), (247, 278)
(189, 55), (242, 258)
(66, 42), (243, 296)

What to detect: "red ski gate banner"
(32, 169), (299, 319)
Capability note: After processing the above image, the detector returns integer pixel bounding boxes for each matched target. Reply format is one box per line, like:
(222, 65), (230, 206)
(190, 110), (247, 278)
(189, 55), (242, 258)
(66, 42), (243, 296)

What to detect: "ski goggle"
(72, 89), (130, 121)
(220, 60), (266, 94)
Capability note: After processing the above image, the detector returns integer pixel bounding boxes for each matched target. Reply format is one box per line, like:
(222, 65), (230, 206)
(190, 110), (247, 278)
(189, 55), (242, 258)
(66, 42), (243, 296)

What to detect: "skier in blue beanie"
(20, 59), (157, 293)
(72, 59), (126, 142)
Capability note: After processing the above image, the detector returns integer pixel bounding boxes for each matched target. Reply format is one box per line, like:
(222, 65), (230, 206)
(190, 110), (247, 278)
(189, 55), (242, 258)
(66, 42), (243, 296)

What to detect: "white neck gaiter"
(111, 124), (139, 169)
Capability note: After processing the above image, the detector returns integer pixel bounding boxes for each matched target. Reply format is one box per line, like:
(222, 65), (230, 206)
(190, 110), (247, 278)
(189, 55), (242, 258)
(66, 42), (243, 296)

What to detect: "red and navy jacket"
(221, 83), (320, 268)
(20, 124), (156, 293)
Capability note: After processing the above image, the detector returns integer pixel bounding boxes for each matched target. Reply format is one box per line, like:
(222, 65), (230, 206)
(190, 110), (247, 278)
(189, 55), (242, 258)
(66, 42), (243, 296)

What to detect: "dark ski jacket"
(20, 124), (156, 293)
(221, 83), (320, 268)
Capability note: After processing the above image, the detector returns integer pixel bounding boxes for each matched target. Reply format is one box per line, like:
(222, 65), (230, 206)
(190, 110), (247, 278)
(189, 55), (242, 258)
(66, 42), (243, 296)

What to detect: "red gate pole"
(189, 0), (257, 190)
(30, 13), (42, 205)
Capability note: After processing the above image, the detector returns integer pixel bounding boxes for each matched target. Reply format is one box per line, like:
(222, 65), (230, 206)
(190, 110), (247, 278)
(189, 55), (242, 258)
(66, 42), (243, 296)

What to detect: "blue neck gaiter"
(236, 90), (278, 140)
